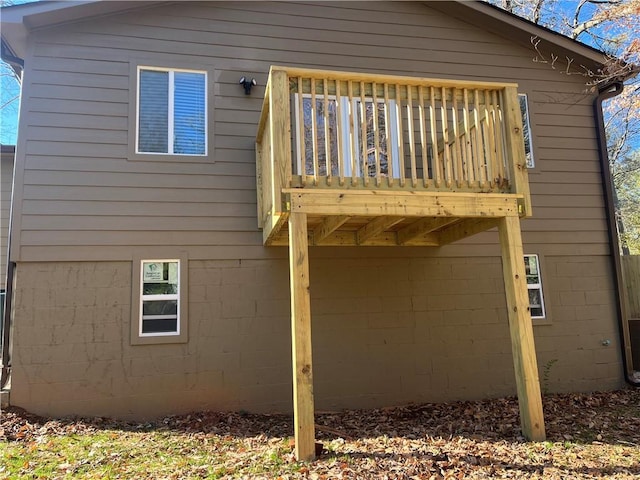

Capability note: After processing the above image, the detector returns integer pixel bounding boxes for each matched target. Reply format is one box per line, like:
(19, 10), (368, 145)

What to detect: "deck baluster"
(384, 83), (393, 186)
(396, 84), (406, 187)
(323, 78), (332, 186)
(372, 82), (381, 186)
(419, 85), (429, 188)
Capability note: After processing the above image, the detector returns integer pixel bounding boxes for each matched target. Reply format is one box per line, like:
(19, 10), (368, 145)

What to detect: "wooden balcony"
(256, 66), (531, 247)
(255, 66), (543, 461)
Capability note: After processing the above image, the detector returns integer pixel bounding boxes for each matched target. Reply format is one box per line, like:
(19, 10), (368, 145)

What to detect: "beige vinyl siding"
(12, 1), (608, 262)
(1, 148), (14, 288)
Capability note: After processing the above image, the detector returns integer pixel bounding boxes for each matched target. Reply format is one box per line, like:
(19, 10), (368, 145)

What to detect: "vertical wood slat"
(372, 82), (381, 186)
(498, 215), (546, 442)
(494, 90), (506, 185)
(360, 81), (368, 186)
(348, 81), (357, 186)
(481, 90), (492, 188)
(310, 78), (319, 186)
(371, 82), (381, 187)
(336, 80), (345, 186)
(485, 89), (497, 188)
(441, 87), (452, 188)
(255, 139), (264, 228)
(430, 86), (441, 188)
(503, 86), (532, 216)
(419, 86), (429, 187)
(269, 70), (290, 213)
(473, 89), (486, 188)
(263, 118), (272, 221)
(407, 85), (417, 187)
(396, 84), (406, 187)
(323, 78), (332, 186)
(622, 256), (640, 318)
(384, 83), (393, 186)
(289, 211), (316, 461)
(297, 76), (306, 186)
(452, 88), (464, 188)
(463, 89), (474, 187)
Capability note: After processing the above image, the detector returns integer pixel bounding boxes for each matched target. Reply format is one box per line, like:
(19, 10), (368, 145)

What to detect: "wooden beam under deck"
(356, 216), (406, 245)
(397, 217), (458, 245)
(286, 190), (522, 218)
(437, 217), (502, 246)
(313, 215), (350, 244)
(263, 190), (522, 247)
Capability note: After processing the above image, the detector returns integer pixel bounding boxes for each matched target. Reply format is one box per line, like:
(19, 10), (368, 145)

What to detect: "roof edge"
(1, 1), (165, 57)
(460, 1), (610, 65)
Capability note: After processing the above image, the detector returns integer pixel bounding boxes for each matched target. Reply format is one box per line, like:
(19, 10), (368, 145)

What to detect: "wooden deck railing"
(256, 66), (531, 229)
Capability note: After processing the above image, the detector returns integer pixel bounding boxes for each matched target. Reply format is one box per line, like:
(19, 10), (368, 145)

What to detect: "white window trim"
(139, 259), (180, 337)
(524, 253), (546, 320)
(293, 93), (401, 178)
(136, 66), (208, 156)
(518, 93), (534, 168)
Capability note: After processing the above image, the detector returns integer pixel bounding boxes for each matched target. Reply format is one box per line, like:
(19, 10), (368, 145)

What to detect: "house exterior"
(1, 146), (14, 294)
(1, 0), (634, 458)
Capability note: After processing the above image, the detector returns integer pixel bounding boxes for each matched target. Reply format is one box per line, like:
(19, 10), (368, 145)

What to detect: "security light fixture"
(239, 76), (257, 95)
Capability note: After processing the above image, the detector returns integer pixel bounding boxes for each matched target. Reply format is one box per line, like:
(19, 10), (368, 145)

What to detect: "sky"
(0, 0), (38, 145)
(0, 65), (20, 145)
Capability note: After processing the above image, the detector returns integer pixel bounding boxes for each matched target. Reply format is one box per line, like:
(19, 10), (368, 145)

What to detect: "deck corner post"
(498, 215), (546, 442)
(503, 86), (532, 217)
(288, 211), (316, 461)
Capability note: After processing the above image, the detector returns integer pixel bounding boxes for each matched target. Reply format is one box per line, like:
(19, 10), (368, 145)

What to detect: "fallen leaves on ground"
(1, 389), (640, 479)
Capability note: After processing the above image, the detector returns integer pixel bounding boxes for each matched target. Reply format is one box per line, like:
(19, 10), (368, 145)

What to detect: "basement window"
(524, 254), (546, 319)
(140, 260), (180, 335)
(136, 67), (207, 155)
(131, 254), (188, 345)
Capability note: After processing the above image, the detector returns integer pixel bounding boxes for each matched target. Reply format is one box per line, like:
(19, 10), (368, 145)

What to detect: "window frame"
(127, 60), (214, 163)
(524, 253), (546, 320)
(136, 66), (207, 156)
(131, 252), (188, 345)
(518, 93), (535, 169)
(139, 259), (181, 337)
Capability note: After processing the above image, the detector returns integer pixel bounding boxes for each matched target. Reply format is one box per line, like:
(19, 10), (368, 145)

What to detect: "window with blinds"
(137, 67), (207, 155)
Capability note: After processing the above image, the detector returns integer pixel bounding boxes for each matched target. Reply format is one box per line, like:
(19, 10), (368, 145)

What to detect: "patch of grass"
(1, 429), (239, 479)
(2, 389), (640, 479)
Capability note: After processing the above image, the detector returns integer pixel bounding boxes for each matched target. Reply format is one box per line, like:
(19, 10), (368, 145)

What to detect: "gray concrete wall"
(10, 257), (621, 419)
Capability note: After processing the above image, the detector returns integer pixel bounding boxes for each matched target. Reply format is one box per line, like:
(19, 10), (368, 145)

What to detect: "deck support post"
(498, 215), (546, 441)
(288, 211), (316, 461)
